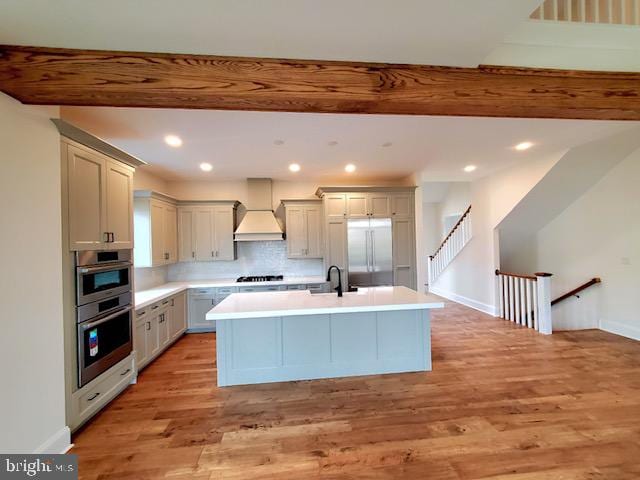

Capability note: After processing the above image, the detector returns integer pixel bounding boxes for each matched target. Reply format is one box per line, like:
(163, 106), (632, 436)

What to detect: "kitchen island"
(206, 286), (444, 386)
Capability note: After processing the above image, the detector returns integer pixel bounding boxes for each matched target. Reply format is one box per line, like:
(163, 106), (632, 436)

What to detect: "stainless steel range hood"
(234, 178), (284, 241)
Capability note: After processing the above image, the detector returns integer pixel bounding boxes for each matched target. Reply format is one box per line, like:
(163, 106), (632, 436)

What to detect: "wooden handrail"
(551, 278), (601, 306)
(430, 205), (472, 259)
(495, 269), (538, 281)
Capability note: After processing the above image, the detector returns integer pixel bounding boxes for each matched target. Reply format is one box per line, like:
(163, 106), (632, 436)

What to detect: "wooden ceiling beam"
(1, 45), (639, 120)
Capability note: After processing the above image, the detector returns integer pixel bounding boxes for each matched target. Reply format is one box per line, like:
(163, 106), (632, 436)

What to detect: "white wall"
(431, 152), (561, 314)
(0, 94), (68, 452)
(533, 150), (640, 335)
(134, 166), (169, 192)
(435, 182), (471, 239)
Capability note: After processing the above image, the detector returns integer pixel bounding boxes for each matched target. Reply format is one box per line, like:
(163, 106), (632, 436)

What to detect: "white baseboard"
(34, 426), (72, 454)
(599, 319), (640, 341)
(429, 286), (497, 316)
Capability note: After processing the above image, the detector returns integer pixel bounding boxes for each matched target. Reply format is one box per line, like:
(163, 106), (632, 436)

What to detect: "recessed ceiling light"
(289, 163), (301, 172)
(515, 141), (533, 151)
(328, 141), (338, 146)
(463, 165), (477, 173)
(199, 163), (213, 172)
(274, 139), (285, 145)
(164, 134), (182, 147)
(345, 164), (356, 173)
(382, 142), (393, 147)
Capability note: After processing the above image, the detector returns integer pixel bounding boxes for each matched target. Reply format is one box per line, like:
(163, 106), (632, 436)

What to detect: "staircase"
(427, 205), (472, 286)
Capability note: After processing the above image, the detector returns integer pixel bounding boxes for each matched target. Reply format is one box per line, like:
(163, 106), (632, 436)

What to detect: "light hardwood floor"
(72, 300), (640, 479)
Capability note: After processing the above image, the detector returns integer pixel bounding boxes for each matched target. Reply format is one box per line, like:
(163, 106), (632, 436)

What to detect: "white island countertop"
(206, 286), (444, 320)
(134, 276), (328, 310)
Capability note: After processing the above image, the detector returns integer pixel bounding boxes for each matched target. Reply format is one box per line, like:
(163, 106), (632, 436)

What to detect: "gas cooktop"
(236, 275), (284, 283)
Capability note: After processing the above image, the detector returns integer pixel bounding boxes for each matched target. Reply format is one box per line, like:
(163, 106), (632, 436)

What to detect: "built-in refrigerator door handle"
(371, 230), (376, 273)
(365, 230), (371, 272)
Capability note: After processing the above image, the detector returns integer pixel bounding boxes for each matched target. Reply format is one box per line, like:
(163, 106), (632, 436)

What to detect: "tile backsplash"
(168, 241), (323, 281)
(134, 265), (168, 291)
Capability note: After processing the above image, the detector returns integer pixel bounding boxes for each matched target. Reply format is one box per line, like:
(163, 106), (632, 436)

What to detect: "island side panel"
(217, 308), (431, 387)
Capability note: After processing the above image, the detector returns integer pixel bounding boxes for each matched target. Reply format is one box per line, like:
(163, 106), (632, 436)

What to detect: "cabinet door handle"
(216, 250), (219, 257)
(104, 232), (110, 243)
(212, 251), (215, 257)
(87, 392), (100, 402)
(110, 232), (115, 242)
(192, 251), (195, 258)
(146, 321), (151, 330)
(171, 299), (175, 306)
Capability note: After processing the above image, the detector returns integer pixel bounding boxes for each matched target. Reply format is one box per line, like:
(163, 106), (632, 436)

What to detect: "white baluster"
(607, 0), (613, 22)
(581, 0), (586, 21)
(519, 278), (526, 325)
(635, 0), (639, 24)
(554, 0), (559, 20)
(532, 280), (538, 330)
(508, 276), (515, 321)
(514, 278), (521, 324)
(526, 279), (533, 328)
(536, 273), (553, 334)
(595, 0), (601, 22)
(498, 275), (505, 318)
(566, 0), (572, 20)
(621, 0), (627, 23)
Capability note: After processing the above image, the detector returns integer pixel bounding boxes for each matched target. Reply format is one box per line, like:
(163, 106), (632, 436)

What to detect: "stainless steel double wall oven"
(76, 250), (133, 387)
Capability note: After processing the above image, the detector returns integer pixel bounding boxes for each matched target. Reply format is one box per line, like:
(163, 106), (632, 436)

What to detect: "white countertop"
(206, 286), (444, 320)
(134, 276), (328, 310)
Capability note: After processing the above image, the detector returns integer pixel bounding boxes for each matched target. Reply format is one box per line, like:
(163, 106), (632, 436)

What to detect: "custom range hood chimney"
(234, 178), (284, 241)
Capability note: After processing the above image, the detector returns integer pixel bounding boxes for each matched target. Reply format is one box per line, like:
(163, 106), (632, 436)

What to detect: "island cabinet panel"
(215, 308), (432, 387)
(231, 317), (281, 369)
(331, 313), (377, 363)
(282, 315), (331, 365)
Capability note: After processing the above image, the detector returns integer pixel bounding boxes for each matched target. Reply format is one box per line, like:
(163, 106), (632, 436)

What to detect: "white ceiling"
(1, 0), (541, 66)
(61, 106), (637, 182)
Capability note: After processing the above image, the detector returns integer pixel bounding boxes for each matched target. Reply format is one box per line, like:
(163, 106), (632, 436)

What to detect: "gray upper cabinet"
(283, 201), (323, 259)
(134, 193), (178, 267)
(177, 203), (237, 262)
(65, 139), (134, 251)
(391, 193), (413, 219)
(346, 192), (392, 218)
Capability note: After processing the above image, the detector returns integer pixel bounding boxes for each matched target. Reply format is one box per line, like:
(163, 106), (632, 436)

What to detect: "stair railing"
(495, 270), (553, 334)
(428, 205), (472, 286)
(531, 0), (640, 25)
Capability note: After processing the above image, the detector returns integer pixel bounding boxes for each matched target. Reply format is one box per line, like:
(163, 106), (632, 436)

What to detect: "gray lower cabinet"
(135, 291), (187, 371)
(188, 290), (218, 332)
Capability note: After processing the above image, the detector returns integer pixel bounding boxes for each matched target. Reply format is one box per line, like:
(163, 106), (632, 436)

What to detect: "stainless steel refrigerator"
(347, 218), (393, 288)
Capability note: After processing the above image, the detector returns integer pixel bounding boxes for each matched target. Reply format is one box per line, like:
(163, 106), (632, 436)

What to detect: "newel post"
(535, 272), (553, 334)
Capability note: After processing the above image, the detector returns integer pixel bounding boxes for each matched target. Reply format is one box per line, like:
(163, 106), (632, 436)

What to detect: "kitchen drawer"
(135, 307), (149, 319)
(70, 354), (135, 431)
(191, 288), (215, 296)
(216, 286), (238, 295)
(286, 284), (307, 290)
(307, 283), (330, 294)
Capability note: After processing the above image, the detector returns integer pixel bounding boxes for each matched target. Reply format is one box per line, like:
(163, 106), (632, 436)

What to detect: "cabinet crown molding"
(281, 199), (323, 205)
(134, 190), (239, 207)
(315, 186), (417, 197)
(55, 119), (147, 168)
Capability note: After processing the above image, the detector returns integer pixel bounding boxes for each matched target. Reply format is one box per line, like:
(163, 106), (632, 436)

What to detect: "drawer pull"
(151, 305), (159, 310)
(162, 300), (169, 305)
(87, 392), (100, 402)
(120, 368), (131, 377)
